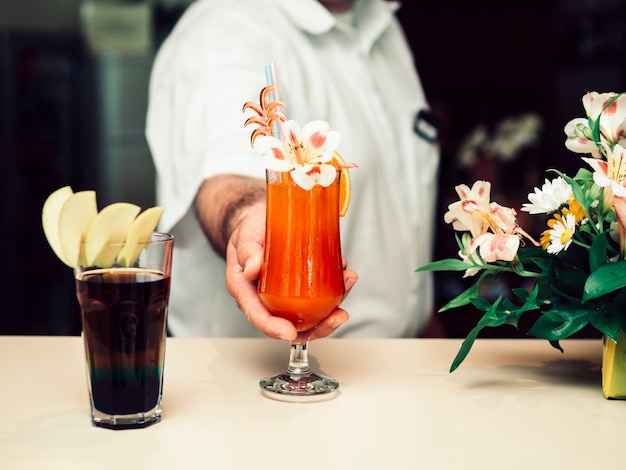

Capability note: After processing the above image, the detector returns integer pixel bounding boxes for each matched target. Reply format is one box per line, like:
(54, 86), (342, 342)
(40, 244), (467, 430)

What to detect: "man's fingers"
(343, 269), (358, 300)
(241, 297), (297, 341)
(309, 309), (350, 341)
(225, 207), (354, 342)
(225, 238), (296, 341)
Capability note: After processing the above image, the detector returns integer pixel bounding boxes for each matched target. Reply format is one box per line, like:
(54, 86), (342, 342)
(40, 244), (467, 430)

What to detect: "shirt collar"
(275, 0), (336, 34)
(276, 0), (400, 43)
(355, 0), (399, 53)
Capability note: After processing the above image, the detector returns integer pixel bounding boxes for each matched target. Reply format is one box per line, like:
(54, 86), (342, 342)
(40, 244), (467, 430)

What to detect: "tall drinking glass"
(258, 169), (344, 401)
(75, 232), (173, 429)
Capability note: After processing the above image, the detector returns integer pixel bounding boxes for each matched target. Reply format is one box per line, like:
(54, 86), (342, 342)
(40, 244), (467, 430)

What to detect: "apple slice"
(116, 206), (164, 267)
(58, 190), (98, 268)
(84, 202), (141, 267)
(41, 186), (74, 267)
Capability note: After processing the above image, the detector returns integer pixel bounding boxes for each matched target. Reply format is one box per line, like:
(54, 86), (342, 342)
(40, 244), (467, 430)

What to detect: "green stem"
(482, 266), (543, 278)
(572, 239), (591, 250)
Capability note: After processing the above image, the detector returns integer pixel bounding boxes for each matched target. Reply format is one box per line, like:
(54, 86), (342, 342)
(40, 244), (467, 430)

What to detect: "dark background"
(398, 0), (626, 338)
(1, 0), (625, 338)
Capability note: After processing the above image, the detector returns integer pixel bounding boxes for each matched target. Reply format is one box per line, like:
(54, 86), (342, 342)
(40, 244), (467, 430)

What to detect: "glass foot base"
(91, 407), (162, 430)
(260, 372), (339, 402)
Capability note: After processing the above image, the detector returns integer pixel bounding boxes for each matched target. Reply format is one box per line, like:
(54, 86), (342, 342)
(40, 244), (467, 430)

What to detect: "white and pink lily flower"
(584, 143), (626, 256)
(445, 181), (539, 275)
(468, 231), (521, 264)
(444, 181), (492, 238)
(612, 196), (626, 258)
(253, 120), (341, 190)
(565, 92), (626, 158)
(564, 119), (602, 158)
(456, 233), (482, 277)
(584, 92), (626, 147)
(583, 144), (626, 197)
(467, 202), (522, 264)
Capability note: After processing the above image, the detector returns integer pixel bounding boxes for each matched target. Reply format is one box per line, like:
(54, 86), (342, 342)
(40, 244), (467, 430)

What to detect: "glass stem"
(287, 330), (313, 376)
(287, 342), (311, 376)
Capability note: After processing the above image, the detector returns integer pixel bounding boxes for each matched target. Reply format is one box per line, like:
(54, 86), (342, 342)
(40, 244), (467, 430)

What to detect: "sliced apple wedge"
(41, 186), (74, 267)
(57, 190), (98, 268)
(84, 202), (141, 267)
(116, 206), (164, 267)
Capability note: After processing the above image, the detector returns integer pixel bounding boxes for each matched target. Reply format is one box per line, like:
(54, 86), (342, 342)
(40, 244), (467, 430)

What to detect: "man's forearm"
(195, 174), (266, 257)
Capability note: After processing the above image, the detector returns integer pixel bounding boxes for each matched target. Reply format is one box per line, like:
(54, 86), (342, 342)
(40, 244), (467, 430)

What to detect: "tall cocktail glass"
(258, 169), (344, 400)
(75, 232), (173, 429)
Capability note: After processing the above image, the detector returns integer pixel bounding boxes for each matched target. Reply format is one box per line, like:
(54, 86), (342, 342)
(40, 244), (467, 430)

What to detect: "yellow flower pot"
(602, 330), (626, 399)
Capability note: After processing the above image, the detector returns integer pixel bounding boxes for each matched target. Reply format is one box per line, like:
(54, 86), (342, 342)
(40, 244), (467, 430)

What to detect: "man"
(146, 0), (440, 340)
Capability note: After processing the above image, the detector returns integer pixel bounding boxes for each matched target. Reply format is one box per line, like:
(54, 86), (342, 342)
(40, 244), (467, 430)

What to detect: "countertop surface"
(0, 336), (621, 469)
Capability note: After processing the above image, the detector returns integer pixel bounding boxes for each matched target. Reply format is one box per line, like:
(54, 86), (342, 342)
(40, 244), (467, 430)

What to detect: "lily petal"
(290, 164), (337, 190)
(311, 164), (338, 187)
(444, 181), (491, 237)
(564, 118), (601, 157)
(613, 194), (626, 257)
(254, 135), (294, 171)
(302, 120), (341, 163)
(291, 169), (315, 190)
(470, 233), (520, 263)
(489, 202), (518, 233)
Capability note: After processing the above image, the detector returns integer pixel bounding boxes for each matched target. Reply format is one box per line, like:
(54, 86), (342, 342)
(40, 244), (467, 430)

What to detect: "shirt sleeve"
(145, 3), (275, 231)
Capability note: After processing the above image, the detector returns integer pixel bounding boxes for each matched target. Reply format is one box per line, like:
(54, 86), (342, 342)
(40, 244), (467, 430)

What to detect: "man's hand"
(196, 175), (357, 341)
(225, 203), (357, 341)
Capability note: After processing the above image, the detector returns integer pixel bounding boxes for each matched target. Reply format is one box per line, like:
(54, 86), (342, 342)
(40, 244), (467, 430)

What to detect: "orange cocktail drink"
(244, 79), (352, 399)
(258, 170), (345, 332)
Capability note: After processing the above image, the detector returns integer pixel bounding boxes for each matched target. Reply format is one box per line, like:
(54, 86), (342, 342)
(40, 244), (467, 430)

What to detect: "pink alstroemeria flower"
(253, 120), (341, 190)
(444, 181), (492, 238)
(467, 202), (522, 263)
(565, 92), (626, 158)
(445, 181), (538, 275)
(588, 92), (626, 147)
(564, 119), (601, 158)
(612, 196), (626, 257)
(584, 143), (626, 255)
(583, 144), (626, 197)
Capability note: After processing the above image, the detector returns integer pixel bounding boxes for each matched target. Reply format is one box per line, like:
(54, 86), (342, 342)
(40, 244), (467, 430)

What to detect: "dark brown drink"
(76, 268), (170, 428)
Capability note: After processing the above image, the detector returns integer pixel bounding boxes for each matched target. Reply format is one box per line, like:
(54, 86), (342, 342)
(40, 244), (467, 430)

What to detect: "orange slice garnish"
(331, 151), (353, 217)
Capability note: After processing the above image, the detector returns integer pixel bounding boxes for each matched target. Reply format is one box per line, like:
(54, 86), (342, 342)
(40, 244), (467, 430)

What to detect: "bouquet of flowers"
(418, 91), (626, 372)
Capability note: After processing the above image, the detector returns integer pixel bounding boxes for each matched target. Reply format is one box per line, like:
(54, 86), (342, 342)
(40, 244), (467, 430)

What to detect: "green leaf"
(589, 292), (626, 341)
(550, 264), (588, 301)
(448, 285), (547, 372)
(556, 172), (592, 221)
(590, 312), (622, 342)
(573, 167), (593, 181)
(516, 247), (549, 265)
(589, 234), (608, 272)
(449, 294), (541, 372)
(590, 116), (602, 148)
(439, 278), (483, 311)
(513, 247), (550, 277)
(527, 305), (590, 340)
(450, 299), (506, 372)
(549, 340), (564, 353)
(450, 327), (482, 373)
(416, 259), (472, 272)
(511, 287), (532, 300)
(583, 261), (626, 301)
(469, 297), (492, 311)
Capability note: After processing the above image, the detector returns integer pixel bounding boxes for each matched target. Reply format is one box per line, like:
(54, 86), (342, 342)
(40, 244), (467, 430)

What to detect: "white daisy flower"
(521, 177), (573, 214)
(546, 213), (577, 255)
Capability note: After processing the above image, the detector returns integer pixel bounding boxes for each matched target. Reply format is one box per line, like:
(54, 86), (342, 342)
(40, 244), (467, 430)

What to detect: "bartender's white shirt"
(146, 0), (439, 337)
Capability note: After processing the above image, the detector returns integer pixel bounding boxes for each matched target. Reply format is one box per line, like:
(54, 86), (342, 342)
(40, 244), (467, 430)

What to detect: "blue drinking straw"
(264, 62), (281, 138)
